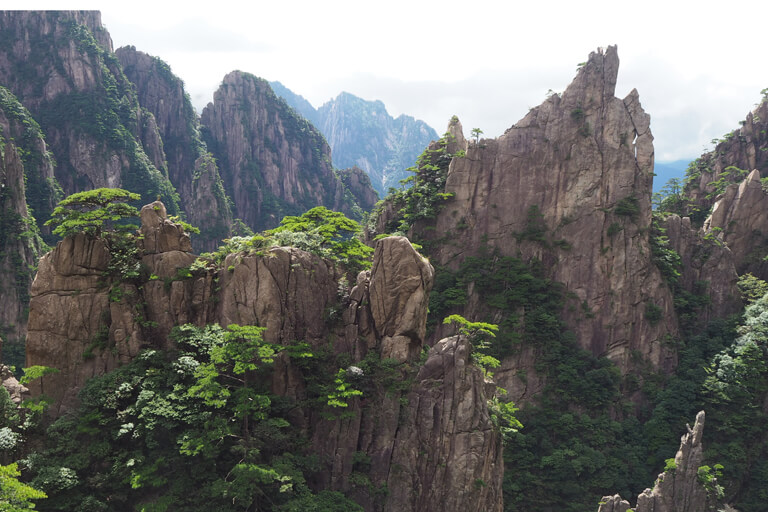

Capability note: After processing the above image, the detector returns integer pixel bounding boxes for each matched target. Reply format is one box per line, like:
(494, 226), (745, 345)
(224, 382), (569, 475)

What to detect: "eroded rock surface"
(704, 169), (768, 278)
(663, 214), (742, 324)
(426, 46), (676, 375)
(0, 89), (52, 361)
(599, 411), (718, 512)
(201, 71), (359, 231)
(0, 11), (179, 210)
(116, 46), (233, 251)
(26, 204), (500, 511)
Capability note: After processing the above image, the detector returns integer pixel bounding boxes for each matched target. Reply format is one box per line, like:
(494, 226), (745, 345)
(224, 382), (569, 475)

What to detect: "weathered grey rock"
(597, 495), (631, 512)
(217, 246), (340, 347)
(385, 335), (503, 512)
(704, 170), (768, 278)
(26, 233), (146, 415)
(424, 46), (677, 373)
(0, 94), (51, 361)
(0, 364), (28, 403)
(370, 236), (434, 362)
(635, 411), (712, 512)
(663, 214), (742, 325)
(26, 203), (500, 512)
(138, 201), (193, 256)
(116, 47), (233, 252)
(200, 71), (353, 231)
(686, 99), (768, 214)
(599, 411), (719, 512)
(0, 11), (178, 209)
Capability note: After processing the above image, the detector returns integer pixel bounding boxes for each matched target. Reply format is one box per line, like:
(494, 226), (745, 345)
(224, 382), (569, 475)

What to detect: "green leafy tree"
(470, 127), (483, 145)
(268, 207), (373, 274)
(652, 177), (688, 214)
(0, 463), (47, 511)
(44, 188), (140, 238)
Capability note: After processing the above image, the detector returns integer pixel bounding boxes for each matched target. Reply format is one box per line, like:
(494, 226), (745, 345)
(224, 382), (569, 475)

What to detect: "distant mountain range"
(271, 82), (438, 197)
(653, 159), (690, 193)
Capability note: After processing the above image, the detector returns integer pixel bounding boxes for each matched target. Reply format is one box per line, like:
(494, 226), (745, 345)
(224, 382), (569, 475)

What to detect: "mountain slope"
(272, 84), (437, 196)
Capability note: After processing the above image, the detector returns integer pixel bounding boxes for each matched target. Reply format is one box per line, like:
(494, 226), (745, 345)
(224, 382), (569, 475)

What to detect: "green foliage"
(325, 369), (363, 409)
(0, 86), (62, 238)
(706, 166), (749, 200)
(614, 195), (640, 219)
(652, 177), (689, 215)
(649, 214), (682, 285)
(442, 314), (501, 376)
(470, 127), (483, 144)
(697, 464), (724, 500)
(268, 207), (373, 274)
(0, 463), (47, 510)
(27, 324), (363, 511)
(18, 367), (59, 387)
(645, 303), (662, 326)
(607, 222), (623, 237)
(430, 246), (564, 360)
(381, 131), (458, 235)
(737, 273), (768, 305)
(45, 188), (140, 238)
(515, 205), (548, 244)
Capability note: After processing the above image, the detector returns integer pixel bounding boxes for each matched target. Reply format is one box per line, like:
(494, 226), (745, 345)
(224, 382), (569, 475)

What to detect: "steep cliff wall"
(0, 11), (179, 211)
(116, 47), (233, 251)
(417, 47), (677, 377)
(662, 214), (742, 325)
(685, 95), (768, 215)
(26, 202), (502, 511)
(201, 72), (364, 232)
(0, 87), (54, 366)
(702, 169), (768, 279)
(271, 84), (438, 197)
(598, 411), (721, 512)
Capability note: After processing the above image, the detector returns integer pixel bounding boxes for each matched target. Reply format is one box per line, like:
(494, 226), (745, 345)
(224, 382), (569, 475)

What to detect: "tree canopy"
(44, 188), (140, 238)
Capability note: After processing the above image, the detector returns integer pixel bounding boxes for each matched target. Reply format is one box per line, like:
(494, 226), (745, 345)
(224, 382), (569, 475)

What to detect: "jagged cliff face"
(315, 92), (437, 196)
(703, 169), (768, 279)
(0, 87), (53, 366)
(116, 47), (233, 251)
(26, 203), (502, 511)
(336, 166), (379, 214)
(425, 47), (676, 379)
(201, 72), (353, 231)
(272, 84), (438, 197)
(598, 412), (719, 512)
(0, 11), (179, 212)
(686, 97), (768, 213)
(663, 214), (742, 324)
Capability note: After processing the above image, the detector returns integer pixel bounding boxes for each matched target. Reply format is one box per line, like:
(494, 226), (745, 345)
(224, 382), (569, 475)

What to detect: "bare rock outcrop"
(116, 46), (233, 251)
(0, 11), (179, 211)
(370, 236), (434, 362)
(704, 169), (768, 278)
(427, 46), (677, 375)
(663, 214), (742, 324)
(599, 411), (719, 512)
(0, 364), (28, 403)
(386, 335), (503, 512)
(26, 204), (502, 511)
(25, 233), (145, 415)
(200, 71), (360, 231)
(686, 97), (768, 214)
(0, 88), (52, 362)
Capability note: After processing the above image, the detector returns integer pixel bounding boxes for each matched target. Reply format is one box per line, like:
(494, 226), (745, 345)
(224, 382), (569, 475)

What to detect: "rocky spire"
(421, 46), (676, 388)
(598, 411), (722, 512)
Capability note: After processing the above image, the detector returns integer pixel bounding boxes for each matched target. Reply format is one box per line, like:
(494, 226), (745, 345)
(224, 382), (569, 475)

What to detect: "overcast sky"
(21, 1), (768, 162)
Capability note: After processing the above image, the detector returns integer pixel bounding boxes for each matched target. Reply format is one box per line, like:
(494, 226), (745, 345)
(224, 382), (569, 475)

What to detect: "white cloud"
(14, 1), (768, 164)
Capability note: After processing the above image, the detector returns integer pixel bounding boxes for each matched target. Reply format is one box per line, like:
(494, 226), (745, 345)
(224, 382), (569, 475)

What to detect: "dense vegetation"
(21, 325), (363, 511)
